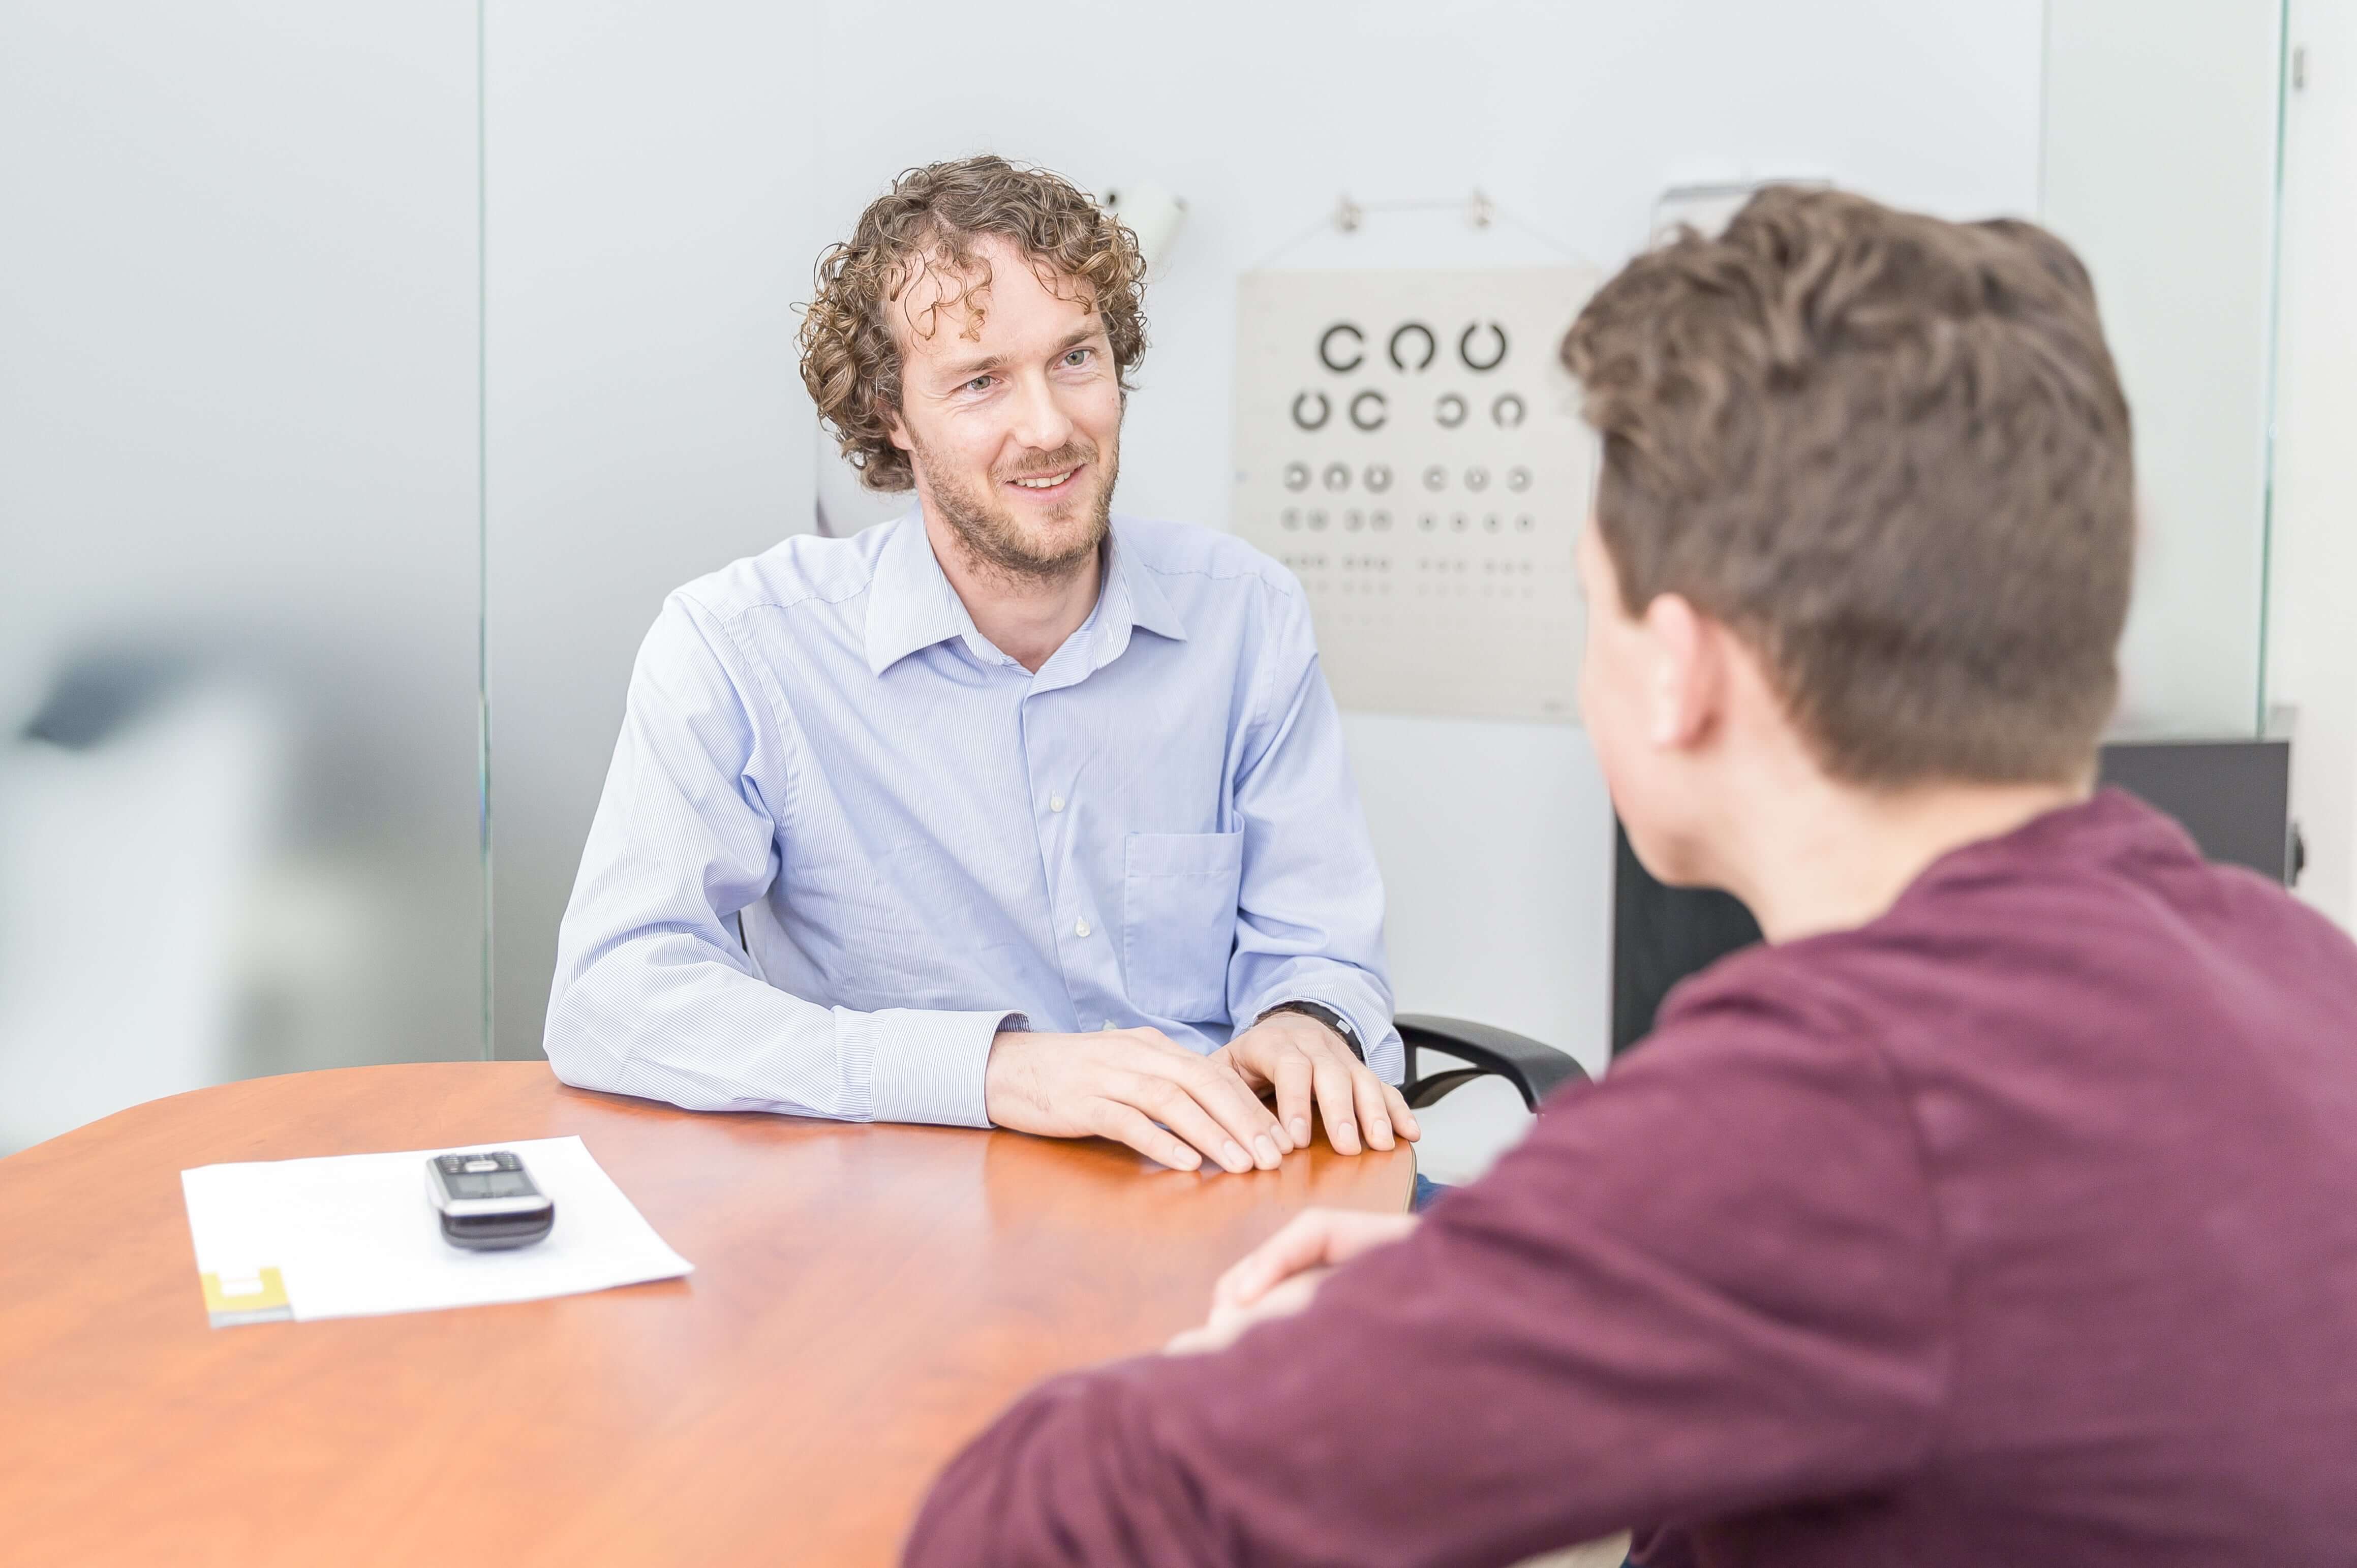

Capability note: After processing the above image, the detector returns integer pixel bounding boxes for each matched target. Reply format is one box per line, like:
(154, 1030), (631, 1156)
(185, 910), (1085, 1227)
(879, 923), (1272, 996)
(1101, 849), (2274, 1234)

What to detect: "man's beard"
(912, 436), (1117, 584)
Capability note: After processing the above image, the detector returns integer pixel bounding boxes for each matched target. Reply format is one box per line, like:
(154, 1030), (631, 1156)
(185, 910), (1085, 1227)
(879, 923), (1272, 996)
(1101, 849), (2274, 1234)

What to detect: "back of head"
(1563, 187), (2135, 787)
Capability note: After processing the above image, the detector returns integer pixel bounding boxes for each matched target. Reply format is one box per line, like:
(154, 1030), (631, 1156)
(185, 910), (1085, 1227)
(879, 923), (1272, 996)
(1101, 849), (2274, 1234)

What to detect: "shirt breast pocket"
(1122, 831), (1245, 1024)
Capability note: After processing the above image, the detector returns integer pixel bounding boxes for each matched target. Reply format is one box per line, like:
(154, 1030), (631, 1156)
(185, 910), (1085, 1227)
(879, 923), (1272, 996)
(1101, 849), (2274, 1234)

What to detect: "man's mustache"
(994, 445), (1096, 483)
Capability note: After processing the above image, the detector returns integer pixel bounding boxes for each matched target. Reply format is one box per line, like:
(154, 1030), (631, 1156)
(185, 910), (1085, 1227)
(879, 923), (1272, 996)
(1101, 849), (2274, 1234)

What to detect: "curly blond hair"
(798, 156), (1149, 493)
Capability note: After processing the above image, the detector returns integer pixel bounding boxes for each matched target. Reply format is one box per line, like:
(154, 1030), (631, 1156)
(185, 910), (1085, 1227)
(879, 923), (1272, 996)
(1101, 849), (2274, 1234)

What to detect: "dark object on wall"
(1609, 736), (2299, 1057)
(2096, 736), (2296, 883)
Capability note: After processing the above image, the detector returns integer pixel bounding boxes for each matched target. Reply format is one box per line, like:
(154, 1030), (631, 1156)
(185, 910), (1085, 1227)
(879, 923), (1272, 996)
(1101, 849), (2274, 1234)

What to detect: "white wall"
(799, 0), (2046, 1074)
(2270, 2), (2357, 929)
(484, 1), (821, 1057)
(481, 0), (2056, 1082)
(2042, 0), (2285, 741)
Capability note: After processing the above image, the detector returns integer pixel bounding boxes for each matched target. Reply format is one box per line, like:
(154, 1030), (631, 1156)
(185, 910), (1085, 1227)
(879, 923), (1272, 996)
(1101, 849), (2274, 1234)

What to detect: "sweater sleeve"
(903, 984), (1950, 1567)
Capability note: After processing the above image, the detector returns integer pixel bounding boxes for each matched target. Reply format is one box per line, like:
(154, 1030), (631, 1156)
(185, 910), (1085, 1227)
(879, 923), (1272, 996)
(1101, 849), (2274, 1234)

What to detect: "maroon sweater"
(904, 793), (2357, 1566)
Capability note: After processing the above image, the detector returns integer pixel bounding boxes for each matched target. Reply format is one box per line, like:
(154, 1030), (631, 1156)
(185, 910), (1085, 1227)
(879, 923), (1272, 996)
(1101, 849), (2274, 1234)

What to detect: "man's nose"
(1006, 371), (1077, 455)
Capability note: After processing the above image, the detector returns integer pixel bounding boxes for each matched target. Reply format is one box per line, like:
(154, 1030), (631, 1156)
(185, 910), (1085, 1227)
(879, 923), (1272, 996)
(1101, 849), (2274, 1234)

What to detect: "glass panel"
(2041, 0), (2288, 738)
(0, 3), (486, 1153)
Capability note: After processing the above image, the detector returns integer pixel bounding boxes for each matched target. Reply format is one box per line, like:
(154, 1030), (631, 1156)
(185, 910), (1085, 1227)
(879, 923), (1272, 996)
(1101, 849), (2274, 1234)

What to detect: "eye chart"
(1233, 266), (1600, 723)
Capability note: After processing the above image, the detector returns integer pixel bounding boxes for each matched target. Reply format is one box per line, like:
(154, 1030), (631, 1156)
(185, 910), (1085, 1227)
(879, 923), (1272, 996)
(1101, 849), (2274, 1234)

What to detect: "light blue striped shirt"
(544, 511), (1399, 1127)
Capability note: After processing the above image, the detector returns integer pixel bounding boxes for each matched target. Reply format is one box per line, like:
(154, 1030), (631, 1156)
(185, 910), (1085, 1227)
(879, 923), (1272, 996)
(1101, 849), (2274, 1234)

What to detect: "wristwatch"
(1254, 1000), (1365, 1063)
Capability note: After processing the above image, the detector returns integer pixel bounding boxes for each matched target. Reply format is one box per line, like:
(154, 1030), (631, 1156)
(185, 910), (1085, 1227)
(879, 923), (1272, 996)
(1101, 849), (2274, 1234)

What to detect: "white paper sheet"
(180, 1135), (691, 1326)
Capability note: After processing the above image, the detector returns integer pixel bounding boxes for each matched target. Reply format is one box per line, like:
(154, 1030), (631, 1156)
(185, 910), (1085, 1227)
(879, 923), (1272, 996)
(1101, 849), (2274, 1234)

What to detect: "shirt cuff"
(866, 1008), (1022, 1128)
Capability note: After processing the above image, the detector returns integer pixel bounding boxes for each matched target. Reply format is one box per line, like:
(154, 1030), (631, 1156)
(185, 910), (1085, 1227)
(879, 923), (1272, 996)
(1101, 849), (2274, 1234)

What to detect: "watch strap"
(1255, 1000), (1364, 1062)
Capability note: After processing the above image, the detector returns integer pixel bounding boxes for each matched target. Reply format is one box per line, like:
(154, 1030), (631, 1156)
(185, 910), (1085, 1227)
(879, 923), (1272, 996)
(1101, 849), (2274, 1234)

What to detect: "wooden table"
(0, 1062), (1414, 1565)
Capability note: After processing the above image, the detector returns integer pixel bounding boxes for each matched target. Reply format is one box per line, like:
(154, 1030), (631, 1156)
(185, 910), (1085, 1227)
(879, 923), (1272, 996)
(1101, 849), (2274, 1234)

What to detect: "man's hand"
(1212, 1010), (1420, 1156)
(986, 1027), (1290, 1175)
(1166, 1206), (1423, 1355)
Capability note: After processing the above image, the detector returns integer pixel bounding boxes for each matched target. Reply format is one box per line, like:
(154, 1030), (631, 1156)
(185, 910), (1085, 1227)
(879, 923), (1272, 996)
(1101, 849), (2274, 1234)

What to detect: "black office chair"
(1395, 824), (1760, 1111)
(1395, 1012), (1590, 1111)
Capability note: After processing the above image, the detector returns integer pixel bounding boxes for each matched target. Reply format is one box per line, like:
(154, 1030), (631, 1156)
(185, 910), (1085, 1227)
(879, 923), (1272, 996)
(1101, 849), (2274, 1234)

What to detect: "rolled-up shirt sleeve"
(543, 592), (1019, 1126)
(1226, 582), (1402, 1081)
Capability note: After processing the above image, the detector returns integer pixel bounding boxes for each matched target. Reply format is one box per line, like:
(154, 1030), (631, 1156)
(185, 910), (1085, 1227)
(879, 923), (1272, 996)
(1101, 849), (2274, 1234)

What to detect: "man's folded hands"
(982, 1016), (1418, 1173)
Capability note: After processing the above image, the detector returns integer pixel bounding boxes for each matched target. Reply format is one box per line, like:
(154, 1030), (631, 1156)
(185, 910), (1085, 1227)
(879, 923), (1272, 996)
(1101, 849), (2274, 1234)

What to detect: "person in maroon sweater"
(902, 188), (2357, 1566)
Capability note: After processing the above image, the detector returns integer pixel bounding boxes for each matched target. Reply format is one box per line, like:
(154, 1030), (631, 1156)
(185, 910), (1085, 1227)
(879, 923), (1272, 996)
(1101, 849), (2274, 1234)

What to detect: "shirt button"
(1050, 794), (1065, 813)
(1100, 1019), (1116, 1031)
(1075, 917), (1091, 938)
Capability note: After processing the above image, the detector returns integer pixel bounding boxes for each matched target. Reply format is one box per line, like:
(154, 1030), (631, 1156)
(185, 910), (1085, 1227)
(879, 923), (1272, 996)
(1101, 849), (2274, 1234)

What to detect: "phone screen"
(437, 1153), (540, 1201)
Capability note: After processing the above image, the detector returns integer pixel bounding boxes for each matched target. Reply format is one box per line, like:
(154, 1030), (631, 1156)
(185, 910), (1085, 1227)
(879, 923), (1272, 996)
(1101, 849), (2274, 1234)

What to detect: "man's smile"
(1005, 466), (1081, 495)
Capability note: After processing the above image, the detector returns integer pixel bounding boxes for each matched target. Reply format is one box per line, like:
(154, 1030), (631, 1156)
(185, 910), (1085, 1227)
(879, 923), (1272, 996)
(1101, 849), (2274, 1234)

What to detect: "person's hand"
(1211, 1010), (1420, 1156)
(1166, 1207), (1421, 1355)
(985, 1027), (1290, 1175)
(1213, 1207), (1421, 1311)
(1165, 1266), (1332, 1355)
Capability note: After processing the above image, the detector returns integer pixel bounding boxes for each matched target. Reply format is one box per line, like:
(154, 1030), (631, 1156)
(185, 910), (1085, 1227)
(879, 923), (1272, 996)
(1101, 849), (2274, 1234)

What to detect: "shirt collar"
(863, 510), (971, 675)
(862, 510), (1189, 679)
(1103, 527), (1188, 647)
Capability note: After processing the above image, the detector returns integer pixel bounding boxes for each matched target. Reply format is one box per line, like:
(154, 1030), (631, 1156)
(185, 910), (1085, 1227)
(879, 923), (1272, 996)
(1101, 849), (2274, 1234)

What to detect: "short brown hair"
(1563, 186), (2134, 786)
(799, 156), (1149, 493)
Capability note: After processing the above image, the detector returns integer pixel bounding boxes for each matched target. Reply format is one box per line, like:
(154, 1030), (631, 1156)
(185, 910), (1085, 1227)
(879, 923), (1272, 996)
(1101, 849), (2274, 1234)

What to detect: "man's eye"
(1062, 348), (1092, 367)
(964, 374), (995, 393)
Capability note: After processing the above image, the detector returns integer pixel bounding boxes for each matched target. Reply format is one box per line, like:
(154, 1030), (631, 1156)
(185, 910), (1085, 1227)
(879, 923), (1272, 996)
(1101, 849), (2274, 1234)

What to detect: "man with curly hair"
(543, 157), (1419, 1177)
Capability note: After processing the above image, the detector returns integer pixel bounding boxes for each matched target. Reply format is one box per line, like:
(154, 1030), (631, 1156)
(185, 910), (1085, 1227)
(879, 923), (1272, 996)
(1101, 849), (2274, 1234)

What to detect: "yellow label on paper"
(201, 1266), (293, 1327)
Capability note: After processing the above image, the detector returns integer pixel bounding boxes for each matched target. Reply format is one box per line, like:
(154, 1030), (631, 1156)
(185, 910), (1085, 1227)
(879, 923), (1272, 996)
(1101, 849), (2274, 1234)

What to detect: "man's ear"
(883, 403), (913, 455)
(1640, 593), (1727, 752)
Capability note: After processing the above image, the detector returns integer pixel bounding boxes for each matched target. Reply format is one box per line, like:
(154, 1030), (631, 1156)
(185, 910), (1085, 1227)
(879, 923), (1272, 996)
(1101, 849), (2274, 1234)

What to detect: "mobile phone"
(425, 1150), (556, 1250)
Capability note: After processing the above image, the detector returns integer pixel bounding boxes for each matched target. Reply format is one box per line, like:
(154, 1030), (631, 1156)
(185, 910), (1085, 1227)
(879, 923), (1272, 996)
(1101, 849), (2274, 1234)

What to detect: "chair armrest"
(1394, 1013), (1588, 1112)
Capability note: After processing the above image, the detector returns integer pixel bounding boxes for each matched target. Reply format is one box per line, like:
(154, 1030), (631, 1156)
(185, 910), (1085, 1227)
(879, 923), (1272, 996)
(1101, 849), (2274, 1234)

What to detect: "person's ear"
(1640, 592), (1727, 752)
(883, 402), (913, 455)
